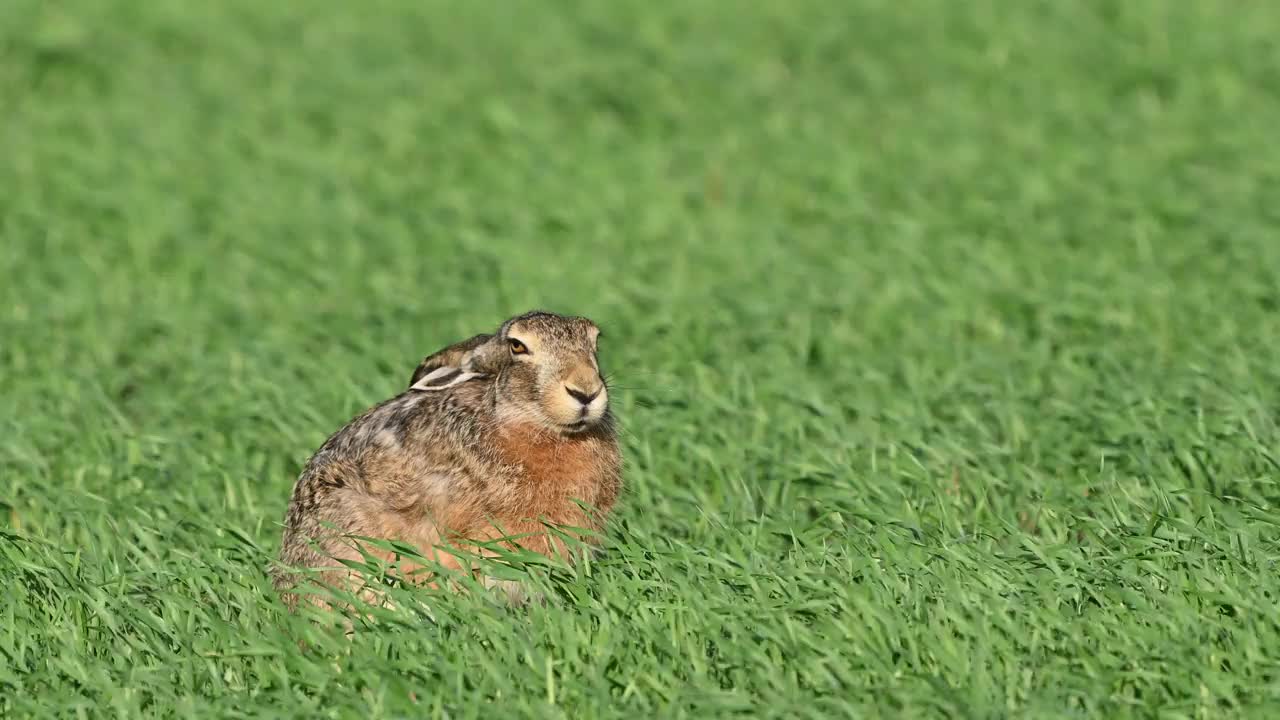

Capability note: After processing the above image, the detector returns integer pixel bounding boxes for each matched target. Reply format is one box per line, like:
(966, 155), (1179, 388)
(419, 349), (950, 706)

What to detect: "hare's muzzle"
(553, 366), (607, 428)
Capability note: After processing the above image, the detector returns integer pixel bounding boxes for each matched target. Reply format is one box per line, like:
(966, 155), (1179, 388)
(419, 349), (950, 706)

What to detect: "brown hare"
(272, 310), (622, 611)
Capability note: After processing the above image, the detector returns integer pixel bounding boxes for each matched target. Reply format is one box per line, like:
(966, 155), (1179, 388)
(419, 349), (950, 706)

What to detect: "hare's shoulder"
(306, 394), (424, 457)
(317, 382), (495, 457)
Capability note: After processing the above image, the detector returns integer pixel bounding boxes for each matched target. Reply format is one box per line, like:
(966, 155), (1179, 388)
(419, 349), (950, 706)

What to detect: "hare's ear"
(407, 333), (495, 389)
(409, 366), (485, 392)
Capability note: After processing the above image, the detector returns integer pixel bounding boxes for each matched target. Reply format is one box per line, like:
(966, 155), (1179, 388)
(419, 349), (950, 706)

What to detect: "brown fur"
(271, 311), (622, 613)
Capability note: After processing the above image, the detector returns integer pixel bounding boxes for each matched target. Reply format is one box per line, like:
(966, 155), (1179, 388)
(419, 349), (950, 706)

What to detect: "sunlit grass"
(4, 0), (1280, 716)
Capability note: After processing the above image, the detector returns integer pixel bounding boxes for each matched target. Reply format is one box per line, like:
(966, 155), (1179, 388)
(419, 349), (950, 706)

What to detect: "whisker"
(602, 372), (678, 395)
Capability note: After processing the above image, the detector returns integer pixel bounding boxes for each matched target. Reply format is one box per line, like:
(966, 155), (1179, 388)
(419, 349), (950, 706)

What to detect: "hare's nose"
(565, 385), (600, 405)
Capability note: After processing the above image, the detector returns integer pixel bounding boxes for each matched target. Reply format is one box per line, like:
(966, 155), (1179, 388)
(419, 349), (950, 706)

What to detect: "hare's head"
(480, 310), (609, 433)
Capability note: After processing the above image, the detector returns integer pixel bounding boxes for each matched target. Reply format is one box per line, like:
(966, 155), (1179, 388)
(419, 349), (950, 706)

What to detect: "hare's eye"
(508, 338), (529, 355)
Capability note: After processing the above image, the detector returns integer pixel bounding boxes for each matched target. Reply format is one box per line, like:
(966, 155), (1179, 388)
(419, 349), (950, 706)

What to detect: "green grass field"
(4, 0), (1280, 717)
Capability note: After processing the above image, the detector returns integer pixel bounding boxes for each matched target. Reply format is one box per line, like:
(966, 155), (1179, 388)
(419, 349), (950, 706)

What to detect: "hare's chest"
(494, 427), (614, 519)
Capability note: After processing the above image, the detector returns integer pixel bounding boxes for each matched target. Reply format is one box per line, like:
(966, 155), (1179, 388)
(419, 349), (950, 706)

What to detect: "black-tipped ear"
(412, 366), (462, 389)
(408, 361), (435, 387)
(407, 333), (494, 389)
(409, 367), (485, 392)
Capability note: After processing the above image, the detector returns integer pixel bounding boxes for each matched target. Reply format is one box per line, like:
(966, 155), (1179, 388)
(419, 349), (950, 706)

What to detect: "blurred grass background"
(3, 0), (1280, 717)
